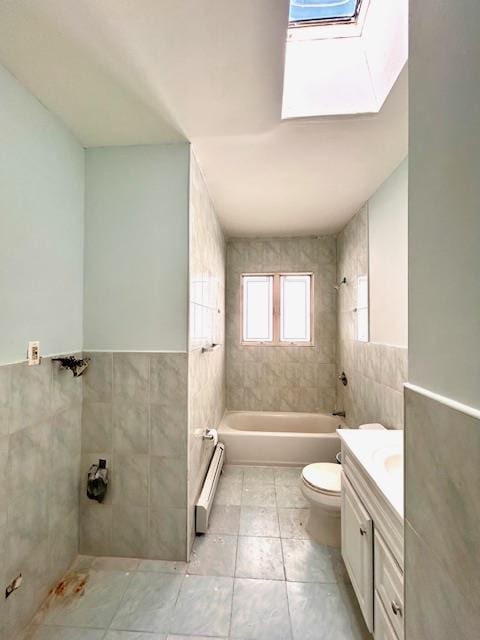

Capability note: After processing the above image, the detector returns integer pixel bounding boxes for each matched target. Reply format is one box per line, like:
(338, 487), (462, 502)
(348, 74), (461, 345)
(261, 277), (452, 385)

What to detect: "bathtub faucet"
(331, 410), (346, 418)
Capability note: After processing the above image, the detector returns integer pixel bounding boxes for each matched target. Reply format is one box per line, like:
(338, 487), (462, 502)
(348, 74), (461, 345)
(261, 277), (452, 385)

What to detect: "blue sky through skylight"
(289, 0), (359, 23)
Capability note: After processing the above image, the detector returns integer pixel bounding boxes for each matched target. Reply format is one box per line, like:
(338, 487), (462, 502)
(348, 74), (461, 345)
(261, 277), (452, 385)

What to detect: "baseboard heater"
(195, 442), (225, 533)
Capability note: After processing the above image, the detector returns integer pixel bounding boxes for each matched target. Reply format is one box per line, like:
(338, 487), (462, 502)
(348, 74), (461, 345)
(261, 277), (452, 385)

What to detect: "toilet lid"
(302, 463), (342, 494)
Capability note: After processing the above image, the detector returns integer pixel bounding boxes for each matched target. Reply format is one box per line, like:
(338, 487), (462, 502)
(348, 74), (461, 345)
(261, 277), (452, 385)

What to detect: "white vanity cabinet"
(341, 475), (374, 632)
(340, 439), (404, 640)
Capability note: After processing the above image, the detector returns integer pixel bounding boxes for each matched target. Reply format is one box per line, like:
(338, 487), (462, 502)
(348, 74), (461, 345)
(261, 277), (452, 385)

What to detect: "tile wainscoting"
(0, 357), (83, 640)
(80, 351), (188, 561)
(405, 385), (480, 638)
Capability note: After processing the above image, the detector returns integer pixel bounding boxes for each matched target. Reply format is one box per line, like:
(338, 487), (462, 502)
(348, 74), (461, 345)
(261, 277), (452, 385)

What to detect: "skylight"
(282, 0), (408, 118)
(289, 0), (361, 25)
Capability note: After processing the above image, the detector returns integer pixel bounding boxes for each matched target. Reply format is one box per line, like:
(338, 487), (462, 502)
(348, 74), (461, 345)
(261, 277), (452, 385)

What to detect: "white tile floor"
(19, 466), (371, 640)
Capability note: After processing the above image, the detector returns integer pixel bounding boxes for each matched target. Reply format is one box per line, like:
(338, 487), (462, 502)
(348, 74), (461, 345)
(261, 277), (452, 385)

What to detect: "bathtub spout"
(331, 410), (346, 418)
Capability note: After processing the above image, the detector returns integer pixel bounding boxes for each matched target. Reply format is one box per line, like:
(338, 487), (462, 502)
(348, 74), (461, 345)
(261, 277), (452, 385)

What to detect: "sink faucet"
(332, 410), (346, 418)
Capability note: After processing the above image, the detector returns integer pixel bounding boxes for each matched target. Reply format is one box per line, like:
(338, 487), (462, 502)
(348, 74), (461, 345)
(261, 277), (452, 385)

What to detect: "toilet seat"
(302, 463), (341, 496)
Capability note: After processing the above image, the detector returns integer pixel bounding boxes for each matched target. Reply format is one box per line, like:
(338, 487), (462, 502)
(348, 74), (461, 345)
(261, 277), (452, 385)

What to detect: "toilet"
(301, 422), (386, 547)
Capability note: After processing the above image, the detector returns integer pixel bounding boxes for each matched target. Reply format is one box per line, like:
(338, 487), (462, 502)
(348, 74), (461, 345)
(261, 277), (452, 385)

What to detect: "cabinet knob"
(359, 526), (367, 536)
(391, 601), (402, 616)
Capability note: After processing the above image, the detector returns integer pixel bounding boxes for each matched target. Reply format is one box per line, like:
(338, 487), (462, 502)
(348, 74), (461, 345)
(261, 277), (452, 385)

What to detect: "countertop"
(337, 428), (404, 519)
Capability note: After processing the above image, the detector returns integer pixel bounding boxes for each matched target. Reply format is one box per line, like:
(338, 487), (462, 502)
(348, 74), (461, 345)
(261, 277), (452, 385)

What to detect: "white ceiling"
(0, 0), (408, 237)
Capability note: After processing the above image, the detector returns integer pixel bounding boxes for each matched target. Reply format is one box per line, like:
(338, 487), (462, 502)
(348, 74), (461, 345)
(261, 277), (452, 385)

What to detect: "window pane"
(243, 276), (273, 342)
(280, 275), (311, 342)
(289, 0), (359, 23)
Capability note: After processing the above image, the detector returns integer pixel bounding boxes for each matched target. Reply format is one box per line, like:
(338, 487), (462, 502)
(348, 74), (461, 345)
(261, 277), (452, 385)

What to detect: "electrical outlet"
(27, 341), (40, 366)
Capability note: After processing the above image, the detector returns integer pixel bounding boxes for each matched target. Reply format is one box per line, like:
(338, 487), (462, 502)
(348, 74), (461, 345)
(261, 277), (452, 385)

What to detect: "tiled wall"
(187, 152), (226, 554)
(405, 388), (480, 638)
(336, 206), (407, 429)
(226, 237), (337, 413)
(0, 358), (82, 640)
(80, 351), (188, 561)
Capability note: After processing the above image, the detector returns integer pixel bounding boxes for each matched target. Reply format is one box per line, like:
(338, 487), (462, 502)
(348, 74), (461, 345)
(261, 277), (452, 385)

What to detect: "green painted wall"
(0, 64), (85, 364)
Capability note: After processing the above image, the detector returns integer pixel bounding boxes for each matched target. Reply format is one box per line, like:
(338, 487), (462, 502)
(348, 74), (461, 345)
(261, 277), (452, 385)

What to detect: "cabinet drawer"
(375, 593), (399, 640)
(375, 531), (404, 638)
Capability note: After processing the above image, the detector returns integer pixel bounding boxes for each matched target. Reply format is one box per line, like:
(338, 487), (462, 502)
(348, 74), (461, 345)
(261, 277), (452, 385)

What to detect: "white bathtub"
(218, 410), (343, 466)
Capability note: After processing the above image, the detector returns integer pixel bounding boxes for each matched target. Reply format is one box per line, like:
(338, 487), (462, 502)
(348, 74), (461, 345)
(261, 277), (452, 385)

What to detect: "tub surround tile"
(226, 237), (336, 413)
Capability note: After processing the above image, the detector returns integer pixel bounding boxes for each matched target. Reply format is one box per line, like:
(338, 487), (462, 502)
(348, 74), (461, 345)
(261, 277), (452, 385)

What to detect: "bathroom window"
(356, 274), (369, 342)
(241, 273), (313, 345)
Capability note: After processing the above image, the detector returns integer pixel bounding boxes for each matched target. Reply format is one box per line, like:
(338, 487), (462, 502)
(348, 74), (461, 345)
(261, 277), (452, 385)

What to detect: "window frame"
(288, 0), (363, 28)
(240, 272), (314, 347)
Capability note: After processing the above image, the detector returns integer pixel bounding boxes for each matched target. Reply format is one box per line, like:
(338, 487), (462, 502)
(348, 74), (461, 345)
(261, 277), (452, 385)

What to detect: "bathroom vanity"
(337, 429), (404, 640)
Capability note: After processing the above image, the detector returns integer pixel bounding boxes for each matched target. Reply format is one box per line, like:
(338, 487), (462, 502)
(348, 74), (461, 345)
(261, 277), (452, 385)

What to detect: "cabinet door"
(375, 593), (400, 640)
(341, 474), (374, 632)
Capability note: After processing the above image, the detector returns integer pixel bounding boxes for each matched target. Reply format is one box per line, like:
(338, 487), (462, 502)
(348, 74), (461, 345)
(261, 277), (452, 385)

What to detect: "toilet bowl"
(301, 424), (386, 546)
(301, 462), (342, 547)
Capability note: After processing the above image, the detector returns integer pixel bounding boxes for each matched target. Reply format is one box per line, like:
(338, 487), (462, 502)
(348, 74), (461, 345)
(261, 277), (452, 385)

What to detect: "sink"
(372, 446), (403, 480)
(384, 453), (402, 477)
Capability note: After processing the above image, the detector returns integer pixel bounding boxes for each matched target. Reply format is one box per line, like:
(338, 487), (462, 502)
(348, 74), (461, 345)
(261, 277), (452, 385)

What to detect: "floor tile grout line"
(166, 567), (189, 637)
